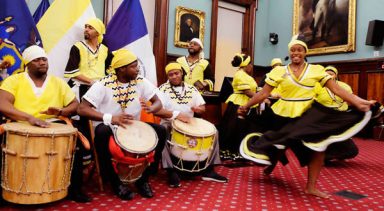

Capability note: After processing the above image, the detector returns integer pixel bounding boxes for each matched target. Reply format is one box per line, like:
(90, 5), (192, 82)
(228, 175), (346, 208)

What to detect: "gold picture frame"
(174, 6), (205, 48)
(292, 0), (356, 56)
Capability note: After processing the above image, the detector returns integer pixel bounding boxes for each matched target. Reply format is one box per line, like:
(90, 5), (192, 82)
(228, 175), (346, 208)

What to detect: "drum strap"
(58, 116), (91, 150)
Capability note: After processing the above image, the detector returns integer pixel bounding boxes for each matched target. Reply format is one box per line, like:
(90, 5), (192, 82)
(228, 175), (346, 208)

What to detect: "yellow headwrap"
(270, 58), (282, 67)
(288, 35), (308, 52)
(236, 53), (251, 67)
(324, 66), (338, 75)
(165, 62), (182, 74)
(86, 18), (106, 43)
(111, 49), (137, 70)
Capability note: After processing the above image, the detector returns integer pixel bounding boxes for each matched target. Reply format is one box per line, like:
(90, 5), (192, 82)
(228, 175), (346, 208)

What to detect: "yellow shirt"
(64, 41), (108, 80)
(265, 64), (331, 118)
(0, 72), (75, 120)
(176, 56), (213, 91)
(226, 70), (258, 106)
(314, 80), (352, 111)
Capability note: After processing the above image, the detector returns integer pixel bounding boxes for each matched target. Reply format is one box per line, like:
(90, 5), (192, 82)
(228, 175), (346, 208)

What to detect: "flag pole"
(103, 0), (108, 24)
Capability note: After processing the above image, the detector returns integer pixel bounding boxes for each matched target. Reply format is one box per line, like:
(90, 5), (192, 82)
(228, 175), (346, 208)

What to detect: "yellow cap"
(270, 58), (282, 67)
(86, 18), (105, 43)
(111, 49), (137, 69)
(165, 62), (182, 74)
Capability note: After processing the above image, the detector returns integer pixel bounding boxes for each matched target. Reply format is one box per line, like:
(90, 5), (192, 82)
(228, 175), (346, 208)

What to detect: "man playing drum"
(156, 62), (228, 188)
(77, 49), (166, 200)
(0, 45), (91, 203)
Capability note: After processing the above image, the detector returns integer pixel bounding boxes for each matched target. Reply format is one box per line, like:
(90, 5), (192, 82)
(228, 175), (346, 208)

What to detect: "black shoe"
(68, 190), (92, 203)
(135, 182), (154, 198)
(168, 170), (181, 188)
(201, 170), (228, 183)
(114, 184), (135, 200)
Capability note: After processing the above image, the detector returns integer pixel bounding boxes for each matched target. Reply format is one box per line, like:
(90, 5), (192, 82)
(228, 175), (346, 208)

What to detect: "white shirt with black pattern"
(158, 81), (205, 123)
(83, 74), (158, 124)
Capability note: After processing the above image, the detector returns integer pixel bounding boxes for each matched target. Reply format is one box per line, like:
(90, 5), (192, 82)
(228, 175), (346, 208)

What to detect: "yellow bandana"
(165, 62), (182, 74)
(270, 58), (282, 67)
(86, 18), (105, 43)
(111, 49), (137, 69)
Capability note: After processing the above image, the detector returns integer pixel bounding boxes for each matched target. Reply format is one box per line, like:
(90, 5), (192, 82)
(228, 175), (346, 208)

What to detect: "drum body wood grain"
(1, 122), (77, 204)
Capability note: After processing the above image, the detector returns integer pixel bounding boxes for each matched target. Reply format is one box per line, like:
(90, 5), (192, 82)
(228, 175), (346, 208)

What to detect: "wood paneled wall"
(319, 58), (384, 104)
(253, 58), (384, 105)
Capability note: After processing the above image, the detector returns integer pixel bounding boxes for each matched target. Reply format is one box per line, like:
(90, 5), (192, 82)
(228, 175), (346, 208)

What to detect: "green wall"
(167, 0), (212, 58)
(254, 0), (384, 66)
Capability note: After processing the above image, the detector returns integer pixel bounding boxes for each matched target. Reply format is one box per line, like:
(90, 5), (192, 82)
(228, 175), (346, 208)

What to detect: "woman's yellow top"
(265, 63), (331, 118)
(0, 72), (75, 120)
(314, 80), (352, 111)
(226, 70), (258, 107)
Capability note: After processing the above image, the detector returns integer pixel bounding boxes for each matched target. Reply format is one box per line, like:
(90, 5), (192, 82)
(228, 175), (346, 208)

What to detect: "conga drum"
(1, 122), (77, 204)
(169, 118), (216, 172)
(109, 120), (158, 183)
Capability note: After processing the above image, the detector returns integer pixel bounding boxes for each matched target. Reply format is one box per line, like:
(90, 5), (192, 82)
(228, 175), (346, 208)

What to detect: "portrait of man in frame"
(174, 6), (205, 48)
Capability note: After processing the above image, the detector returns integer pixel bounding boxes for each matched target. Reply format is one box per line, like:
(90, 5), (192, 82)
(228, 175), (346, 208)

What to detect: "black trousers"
(94, 122), (166, 189)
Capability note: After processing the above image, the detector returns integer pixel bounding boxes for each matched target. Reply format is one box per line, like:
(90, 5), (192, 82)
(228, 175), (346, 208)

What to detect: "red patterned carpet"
(2, 138), (384, 210)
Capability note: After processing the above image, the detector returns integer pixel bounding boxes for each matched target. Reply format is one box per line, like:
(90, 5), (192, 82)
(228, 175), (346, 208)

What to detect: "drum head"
(172, 118), (216, 137)
(3, 122), (77, 135)
(115, 121), (158, 153)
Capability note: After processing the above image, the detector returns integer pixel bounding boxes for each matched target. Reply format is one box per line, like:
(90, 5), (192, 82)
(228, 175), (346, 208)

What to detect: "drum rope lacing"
(171, 131), (216, 173)
(1, 130), (77, 195)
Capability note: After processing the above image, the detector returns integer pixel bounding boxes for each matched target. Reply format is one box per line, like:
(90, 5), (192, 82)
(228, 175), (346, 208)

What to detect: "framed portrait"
(292, 0), (356, 56)
(174, 6), (205, 48)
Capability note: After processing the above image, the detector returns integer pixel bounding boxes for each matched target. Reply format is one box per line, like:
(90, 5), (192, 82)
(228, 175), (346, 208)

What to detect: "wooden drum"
(1, 122), (77, 204)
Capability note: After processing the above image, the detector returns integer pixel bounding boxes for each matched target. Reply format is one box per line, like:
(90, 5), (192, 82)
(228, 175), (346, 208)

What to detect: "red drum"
(109, 121), (157, 183)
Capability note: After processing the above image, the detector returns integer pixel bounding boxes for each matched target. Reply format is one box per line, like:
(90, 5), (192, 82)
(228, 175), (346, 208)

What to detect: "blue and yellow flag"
(0, 0), (42, 82)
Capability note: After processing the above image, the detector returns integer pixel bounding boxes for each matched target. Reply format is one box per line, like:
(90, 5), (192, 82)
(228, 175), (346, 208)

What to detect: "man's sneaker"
(239, 133), (271, 165)
(201, 170), (228, 183)
(168, 170), (181, 188)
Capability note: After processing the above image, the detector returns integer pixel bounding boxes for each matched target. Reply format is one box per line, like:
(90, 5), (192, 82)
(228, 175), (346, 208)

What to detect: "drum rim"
(2, 122), (78, 135)
(114, 121), (158, 154)
(172, 118), (216, 137)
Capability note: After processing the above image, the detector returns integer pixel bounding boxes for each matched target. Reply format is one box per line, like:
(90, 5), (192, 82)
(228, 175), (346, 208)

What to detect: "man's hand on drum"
(176, 112), (191, 123)
(140, 98), (156, 114)
(40, 107), (62, 116)
(191, 106), (205, 114)
(27, 116), (50, 128)
(112, 113), (134, 128)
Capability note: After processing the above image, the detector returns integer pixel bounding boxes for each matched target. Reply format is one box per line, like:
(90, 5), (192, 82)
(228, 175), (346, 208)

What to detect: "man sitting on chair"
(0, 45), (91, 203)
(77, 49), (166, 200)
(156, 62), (228, 188)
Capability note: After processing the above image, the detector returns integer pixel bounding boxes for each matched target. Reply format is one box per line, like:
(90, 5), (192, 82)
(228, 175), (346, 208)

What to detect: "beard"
(84, 34), (90, 40)
(188, 48), (199, 56)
